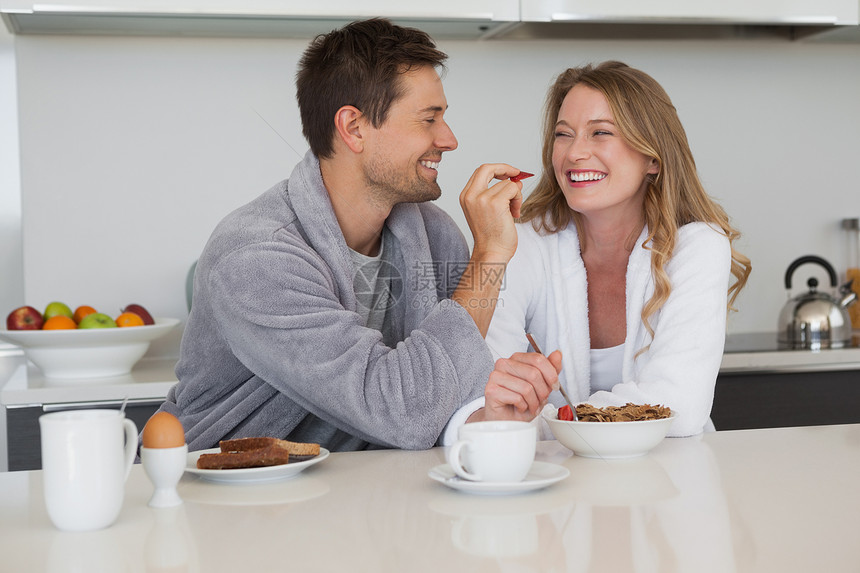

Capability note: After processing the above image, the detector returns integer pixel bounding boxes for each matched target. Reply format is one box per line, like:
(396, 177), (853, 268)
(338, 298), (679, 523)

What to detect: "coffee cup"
(447, 420), (536, 482)
(40, 409), (138, 532)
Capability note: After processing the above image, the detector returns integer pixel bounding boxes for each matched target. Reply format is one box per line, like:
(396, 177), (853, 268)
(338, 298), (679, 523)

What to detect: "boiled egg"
(142, 411), (186, 448)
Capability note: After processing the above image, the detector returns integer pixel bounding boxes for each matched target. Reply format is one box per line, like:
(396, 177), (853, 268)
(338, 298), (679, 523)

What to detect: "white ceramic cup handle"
(121, 418), (138, 480)
(448, 440), (481, 481)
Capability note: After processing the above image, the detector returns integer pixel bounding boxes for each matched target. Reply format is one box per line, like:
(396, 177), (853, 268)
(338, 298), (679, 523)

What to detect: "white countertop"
(2, 328), (859, 409)
(720, 331), (860, 373)
(2, 343), (859, 411)
(0, 424), (858, 572)
(720, 346), (860, 373)
(0, 353), (177, 407)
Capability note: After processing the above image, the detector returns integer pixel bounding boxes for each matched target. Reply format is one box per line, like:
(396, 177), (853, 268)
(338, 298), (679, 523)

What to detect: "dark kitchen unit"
(711, 332), (860, 431)
(1, 353), (175, 471)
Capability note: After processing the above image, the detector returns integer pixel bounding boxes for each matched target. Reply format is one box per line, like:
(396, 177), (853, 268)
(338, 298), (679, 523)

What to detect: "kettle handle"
(784, 255), (838, 290)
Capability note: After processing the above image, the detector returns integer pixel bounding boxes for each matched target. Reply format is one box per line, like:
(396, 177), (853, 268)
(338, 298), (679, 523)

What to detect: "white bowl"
(0, 317), (180, 380)
(542, 406), (675, 459)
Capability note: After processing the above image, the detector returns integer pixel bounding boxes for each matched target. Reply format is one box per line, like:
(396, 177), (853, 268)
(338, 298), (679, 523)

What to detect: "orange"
(115, 312), (145, 327)
(43, 315), (77, 330)
(73, 305), (97, 324)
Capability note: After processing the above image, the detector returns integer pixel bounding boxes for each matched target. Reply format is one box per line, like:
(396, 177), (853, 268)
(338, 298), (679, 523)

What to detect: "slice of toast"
(219, 437), (320, 457)
(196, 443), (292, 470)
(195, 437), (321, 470)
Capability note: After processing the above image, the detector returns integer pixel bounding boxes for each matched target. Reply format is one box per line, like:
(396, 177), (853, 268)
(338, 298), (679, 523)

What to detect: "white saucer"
(185, 447), (329, 484)
(429, 461), (569, 495)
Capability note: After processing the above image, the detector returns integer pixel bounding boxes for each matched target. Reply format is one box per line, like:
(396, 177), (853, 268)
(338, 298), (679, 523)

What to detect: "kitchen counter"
(3, 331), (858, 407)
(0, 353), (177, 471)
(1, 330), (857, 408)
(0, 352), (177, 407)
(720, 331), (860, 373)
(713, 331), (860, 430)
(0, 424), (858, 572)
(4, 334), (860, 469)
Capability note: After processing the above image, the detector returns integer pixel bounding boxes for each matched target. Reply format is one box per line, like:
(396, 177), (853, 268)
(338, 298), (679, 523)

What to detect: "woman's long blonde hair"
(520, 61), (751, 339)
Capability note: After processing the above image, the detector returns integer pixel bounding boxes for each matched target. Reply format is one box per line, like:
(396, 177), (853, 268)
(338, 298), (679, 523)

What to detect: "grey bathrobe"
(160, 152), (494, 452)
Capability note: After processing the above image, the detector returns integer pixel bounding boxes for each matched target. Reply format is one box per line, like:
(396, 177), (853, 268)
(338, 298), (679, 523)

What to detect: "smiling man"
(157, 18), (537, 453)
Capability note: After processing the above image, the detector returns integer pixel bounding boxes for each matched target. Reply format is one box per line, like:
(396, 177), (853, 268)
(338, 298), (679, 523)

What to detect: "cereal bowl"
(542, 406), (675, 459)
(0, 318), (180, 380)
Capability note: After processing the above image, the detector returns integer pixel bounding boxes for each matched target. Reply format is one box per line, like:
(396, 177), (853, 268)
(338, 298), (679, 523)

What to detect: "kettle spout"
(839, 280), (858, 308)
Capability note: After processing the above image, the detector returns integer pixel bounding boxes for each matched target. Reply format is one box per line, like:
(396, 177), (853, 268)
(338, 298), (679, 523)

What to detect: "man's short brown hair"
(296, 18), (448, 159)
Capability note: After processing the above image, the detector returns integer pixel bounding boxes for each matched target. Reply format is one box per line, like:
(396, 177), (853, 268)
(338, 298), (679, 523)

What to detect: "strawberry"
(510, 171), (534, 183)
(558, 405), (574, 421)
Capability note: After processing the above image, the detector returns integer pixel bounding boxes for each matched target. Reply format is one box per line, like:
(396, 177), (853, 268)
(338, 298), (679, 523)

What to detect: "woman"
(462, 61), (751, 438)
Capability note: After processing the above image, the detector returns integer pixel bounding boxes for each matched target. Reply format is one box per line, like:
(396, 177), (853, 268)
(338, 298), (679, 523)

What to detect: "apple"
(121, 303), (155, 326)
(6, 306), (44, 330)
(43, 301), (73, 321)
(78, 312), (118, 329)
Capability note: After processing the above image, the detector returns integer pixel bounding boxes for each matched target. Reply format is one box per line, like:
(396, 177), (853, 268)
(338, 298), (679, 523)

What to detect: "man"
(159, 18), (555, 452)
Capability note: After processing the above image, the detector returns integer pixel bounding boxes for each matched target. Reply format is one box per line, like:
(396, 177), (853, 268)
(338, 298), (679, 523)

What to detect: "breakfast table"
(0, 423), (858, 572)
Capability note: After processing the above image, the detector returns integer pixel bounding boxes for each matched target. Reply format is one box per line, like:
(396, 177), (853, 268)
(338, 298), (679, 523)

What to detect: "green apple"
(78, 312), (118, 329)
(43, 301), (73, 321)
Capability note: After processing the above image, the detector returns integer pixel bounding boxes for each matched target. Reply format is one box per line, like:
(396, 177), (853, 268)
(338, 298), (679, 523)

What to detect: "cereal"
(574, 403), (671, 422)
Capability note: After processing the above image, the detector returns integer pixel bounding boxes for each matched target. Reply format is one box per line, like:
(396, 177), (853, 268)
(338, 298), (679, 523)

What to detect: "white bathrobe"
(443, 220), (731, 442)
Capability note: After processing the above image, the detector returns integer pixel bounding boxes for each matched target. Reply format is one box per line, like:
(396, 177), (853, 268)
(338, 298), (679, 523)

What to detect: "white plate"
(185, 447), (330, 484)
(429, 461), (569, 495)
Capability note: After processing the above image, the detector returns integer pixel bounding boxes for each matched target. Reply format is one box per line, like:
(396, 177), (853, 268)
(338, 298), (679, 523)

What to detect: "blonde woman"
(455, 61), (751, 439)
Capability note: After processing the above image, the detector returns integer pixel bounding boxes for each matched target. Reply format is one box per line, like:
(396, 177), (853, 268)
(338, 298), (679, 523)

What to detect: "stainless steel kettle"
(778, 255), (857, 349)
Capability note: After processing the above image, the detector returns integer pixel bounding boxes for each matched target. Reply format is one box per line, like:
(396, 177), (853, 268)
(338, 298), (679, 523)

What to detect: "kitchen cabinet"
(521, 0), (858, 25)
(3, 0), (858, 40)
(712, 369), (860, 430)
(0, 0), (520, 39)
(1, 355), (177, 471)
(510, 0), (860, 41)
(6, 398), (161, 471)
(715, 333), (860, 430)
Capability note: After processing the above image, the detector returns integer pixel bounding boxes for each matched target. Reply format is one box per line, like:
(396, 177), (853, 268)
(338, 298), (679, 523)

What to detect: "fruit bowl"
(542, 406), (675, 459)
(0, 318), (180, 380)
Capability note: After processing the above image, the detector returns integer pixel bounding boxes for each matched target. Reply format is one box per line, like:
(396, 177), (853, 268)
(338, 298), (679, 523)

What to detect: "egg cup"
(141, 445), (188, 508)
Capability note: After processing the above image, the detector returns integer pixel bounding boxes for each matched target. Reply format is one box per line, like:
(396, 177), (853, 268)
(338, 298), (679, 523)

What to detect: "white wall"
(0, 23), (22, 334)
(0, 22), (19, 470)
(10, 33), (860, 357)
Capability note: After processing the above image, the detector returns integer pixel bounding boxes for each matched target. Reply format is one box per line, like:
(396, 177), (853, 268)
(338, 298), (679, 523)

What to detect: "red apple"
(121, 303), (155, 325)
(6, 306), (44, 330)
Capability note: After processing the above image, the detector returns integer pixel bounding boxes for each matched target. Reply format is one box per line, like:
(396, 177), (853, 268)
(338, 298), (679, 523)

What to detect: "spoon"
(526, 333), (578, 421)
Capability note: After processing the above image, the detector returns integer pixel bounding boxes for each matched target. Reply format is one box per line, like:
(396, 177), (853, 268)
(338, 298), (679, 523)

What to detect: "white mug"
(447, 420), (536, 482)
(40, 409), (137, 532)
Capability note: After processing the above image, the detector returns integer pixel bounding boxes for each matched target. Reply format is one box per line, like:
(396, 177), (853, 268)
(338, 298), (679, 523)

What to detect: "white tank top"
(590, 343), (625, 392)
